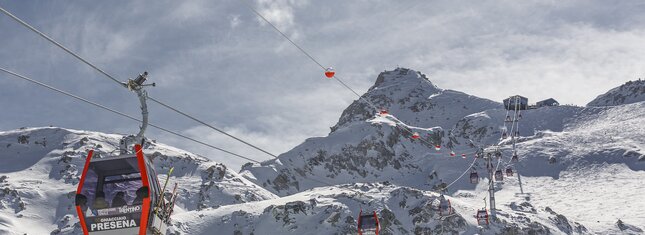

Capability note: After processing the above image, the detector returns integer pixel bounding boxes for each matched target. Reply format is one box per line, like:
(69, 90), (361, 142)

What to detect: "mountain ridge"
(587, 79), (645, 106)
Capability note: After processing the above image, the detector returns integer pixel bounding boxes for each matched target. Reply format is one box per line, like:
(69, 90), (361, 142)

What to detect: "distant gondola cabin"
(476, 209), (489, 225)
(503, 95), (528, 110)
(469, 171), (479, 184)
(438, 195), (452, 216)
(358, 210), (380, 235)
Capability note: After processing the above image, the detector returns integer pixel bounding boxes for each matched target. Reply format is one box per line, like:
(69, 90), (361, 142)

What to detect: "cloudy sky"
(1, 0), (645, 169)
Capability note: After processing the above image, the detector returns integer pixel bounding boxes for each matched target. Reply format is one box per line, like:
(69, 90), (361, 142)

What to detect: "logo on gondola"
(118, 205), (142, 214)
(96, 205), (142, 216)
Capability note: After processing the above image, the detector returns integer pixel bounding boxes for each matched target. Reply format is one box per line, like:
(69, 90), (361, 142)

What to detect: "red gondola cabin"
(358, 210), (380, 235)
(476, 209), (489, 225)
(325, 67), (335, 78)
(75, 144), (170, 235)
(411, 132), (420, 139)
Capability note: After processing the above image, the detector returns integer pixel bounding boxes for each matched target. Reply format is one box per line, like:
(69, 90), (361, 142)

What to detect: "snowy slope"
(466, 101), (645, 234)
(587, 79), (645, 107)
(172, 183), (583, 235)
(174, 184), (472, 234)
(0, 127), (277, 235)
(238, 68), (644, 234)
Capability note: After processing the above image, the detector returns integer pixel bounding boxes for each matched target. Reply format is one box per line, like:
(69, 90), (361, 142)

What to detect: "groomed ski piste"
(1, 68), (644, 234)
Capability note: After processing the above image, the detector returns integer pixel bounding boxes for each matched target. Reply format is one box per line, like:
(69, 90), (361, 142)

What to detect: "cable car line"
(0, 5), (279, 160)
(5, 3), (504, 220)
(240, 1), (486, 170)
(0, 6), (122, 86)
(147, 96), (279, 158)
(239, 0), (380, 112)
(2, 2), (505, 167)
(0, 5), (405, 200)
(437, 156), (478, 191)
(0, 66), (378, 206)
(2, 3), (488, 198)
(0, 67), (261, 164)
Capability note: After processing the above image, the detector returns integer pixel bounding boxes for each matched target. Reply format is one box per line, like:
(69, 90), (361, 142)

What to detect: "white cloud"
(229, 14), (242, 29)
(253, 0), (308, 36)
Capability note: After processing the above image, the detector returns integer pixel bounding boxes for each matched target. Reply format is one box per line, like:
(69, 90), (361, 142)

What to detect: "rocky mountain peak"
(369, 68), (439, 93)
(587, 79), (645, 106)
(330, 68), (491, 133)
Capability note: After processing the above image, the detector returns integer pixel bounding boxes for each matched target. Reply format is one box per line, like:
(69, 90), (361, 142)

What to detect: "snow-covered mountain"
(1, 68), (644, 234)
(0, 127), (277, 234)
(240, 68), (502, 196)
(588, 79), (645, 106)
(238, 68), (644, 234)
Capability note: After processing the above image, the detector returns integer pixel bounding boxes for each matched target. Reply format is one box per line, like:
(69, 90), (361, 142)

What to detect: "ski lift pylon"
(506, 167), (513, 176)
(325, 67), (335, 78)
(358, 210), (380, 235)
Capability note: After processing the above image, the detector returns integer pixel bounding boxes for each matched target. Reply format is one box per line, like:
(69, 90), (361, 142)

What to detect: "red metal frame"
(76, 150), (94, 235)
(357, 210), (362, 235)
(75, 205), (89, 235)
(77, 150), (94, 193)
(373, 211), (380, 235)
(134, 144), (151, 235)
(75, 145), (152, 235)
